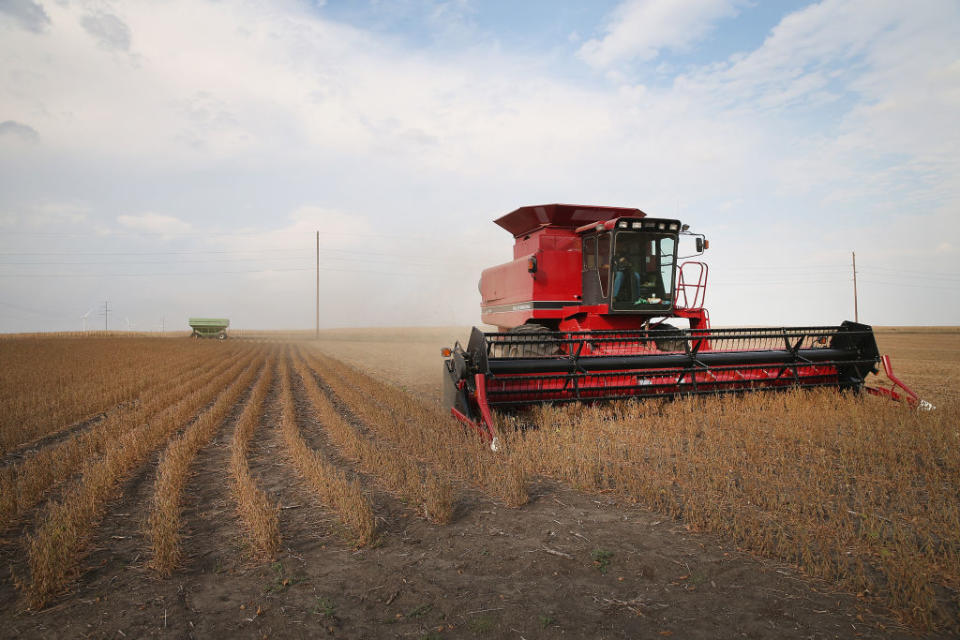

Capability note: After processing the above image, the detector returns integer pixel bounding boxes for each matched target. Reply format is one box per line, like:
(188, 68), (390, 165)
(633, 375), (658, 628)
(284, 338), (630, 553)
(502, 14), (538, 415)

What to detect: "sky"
(0, 0), (958, 332)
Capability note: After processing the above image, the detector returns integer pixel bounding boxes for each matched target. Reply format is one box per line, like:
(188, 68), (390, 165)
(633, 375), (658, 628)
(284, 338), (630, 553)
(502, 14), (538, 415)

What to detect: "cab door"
(580, 232), (611, 306)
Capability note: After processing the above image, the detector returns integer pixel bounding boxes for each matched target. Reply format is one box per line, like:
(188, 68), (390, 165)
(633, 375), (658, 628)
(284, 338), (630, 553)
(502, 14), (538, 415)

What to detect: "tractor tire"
(507, 323), (561, 357)
(649, 323), (685, 352)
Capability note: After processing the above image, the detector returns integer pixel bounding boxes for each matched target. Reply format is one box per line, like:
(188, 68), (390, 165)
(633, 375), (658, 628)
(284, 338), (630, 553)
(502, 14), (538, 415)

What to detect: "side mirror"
(695, 237), (704, 253)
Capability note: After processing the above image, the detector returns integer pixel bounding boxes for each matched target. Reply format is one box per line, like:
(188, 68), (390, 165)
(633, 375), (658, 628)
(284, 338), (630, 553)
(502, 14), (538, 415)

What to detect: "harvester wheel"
(508, 323), (560, 357)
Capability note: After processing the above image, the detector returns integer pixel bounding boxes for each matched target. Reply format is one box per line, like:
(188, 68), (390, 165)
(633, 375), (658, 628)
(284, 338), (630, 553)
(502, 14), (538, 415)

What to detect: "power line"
(0, 257), (312, 266)
(859, 267), (960, 281)
(0, 265), (467, 278)
(710, 280), (847, 286)
(0, 229), (437, 240)
(0, 248), (314, 256)
(715, 265), (849, 272)
(857, 278), (960, 289)
(0, 300), (71, 318)
(0, 255), (483, 269)
(860, 265), (959, 277)
(0, 247), (489, 269)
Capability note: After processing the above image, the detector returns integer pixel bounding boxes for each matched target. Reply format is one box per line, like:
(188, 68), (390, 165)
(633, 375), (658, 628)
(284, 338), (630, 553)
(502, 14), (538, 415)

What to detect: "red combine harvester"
(442, 204), (931, 446)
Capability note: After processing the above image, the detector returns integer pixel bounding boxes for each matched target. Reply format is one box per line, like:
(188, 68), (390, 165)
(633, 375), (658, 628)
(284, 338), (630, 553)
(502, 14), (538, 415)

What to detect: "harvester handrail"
(676, 260), (708, 310)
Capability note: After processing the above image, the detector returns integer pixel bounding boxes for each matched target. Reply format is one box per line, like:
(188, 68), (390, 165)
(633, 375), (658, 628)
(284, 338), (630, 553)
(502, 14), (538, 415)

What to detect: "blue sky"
(0, 0), (958, 331)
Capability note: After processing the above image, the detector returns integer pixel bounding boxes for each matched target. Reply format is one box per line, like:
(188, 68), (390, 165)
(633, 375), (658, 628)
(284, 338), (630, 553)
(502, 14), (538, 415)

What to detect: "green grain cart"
(188, 317), (230, 339)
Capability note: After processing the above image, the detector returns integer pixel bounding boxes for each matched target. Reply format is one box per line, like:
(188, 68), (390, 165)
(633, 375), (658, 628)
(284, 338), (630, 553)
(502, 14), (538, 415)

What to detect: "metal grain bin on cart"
(188, 318), (229, 339)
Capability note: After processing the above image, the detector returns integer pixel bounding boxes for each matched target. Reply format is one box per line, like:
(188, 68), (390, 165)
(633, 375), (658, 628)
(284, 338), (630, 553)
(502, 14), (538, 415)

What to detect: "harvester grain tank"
(189, 317), (229, 339)
(441, 204), (932, 446)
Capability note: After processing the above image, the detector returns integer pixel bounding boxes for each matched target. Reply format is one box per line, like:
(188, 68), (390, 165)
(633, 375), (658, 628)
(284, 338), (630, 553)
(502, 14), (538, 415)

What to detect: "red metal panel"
(495, 204), (645, 238)
(512, 226), (580, 259)
(480, 225), (585, 329)
(480, 258), (534, 306)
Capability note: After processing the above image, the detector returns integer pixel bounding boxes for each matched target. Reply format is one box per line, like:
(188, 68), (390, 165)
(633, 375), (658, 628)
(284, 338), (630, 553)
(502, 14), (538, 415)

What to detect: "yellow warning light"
(441, 347), (452, 357)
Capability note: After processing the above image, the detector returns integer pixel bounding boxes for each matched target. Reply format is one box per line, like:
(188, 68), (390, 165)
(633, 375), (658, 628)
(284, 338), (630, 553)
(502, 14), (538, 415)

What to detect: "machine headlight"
(657, 222), (666, 230)
(618, 220), (628, 229)
(668, 223), (679, 231)
(631, 221), (642, 229)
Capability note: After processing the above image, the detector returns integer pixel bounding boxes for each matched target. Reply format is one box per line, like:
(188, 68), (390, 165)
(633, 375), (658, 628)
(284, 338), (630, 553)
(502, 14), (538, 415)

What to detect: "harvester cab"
(473, 205), (711, 335)
(442, 204), (932, 446)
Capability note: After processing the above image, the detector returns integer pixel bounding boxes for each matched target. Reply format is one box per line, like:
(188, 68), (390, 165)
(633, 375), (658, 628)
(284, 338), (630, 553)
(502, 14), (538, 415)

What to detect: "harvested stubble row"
(517, 391), (960, 632)
(277, 355), (375, 547)
(0, 349), (246, 531)
(0, 338), (233, 455)
(304, 348), (528, 507)
(149, 355), (269, 575)
(230, 361), (280, 558)
(292, 350), (453, 524)
(23, 348), (261, 608)
(2, 347), (204, 458)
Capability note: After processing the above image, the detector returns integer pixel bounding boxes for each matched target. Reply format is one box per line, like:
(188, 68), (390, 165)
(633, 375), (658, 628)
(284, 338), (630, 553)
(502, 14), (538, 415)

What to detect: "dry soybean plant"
(22, 348), (260, 607)
(515, 390), (960, 631)
(229, 360), (281, 558)
(0, 338), (238, 454)
(292, 350), (453, 524)
(0, 349), (247, 530)
(148, 355), (267, 575)
(277, 355), (376, 547)
(304, 347), (528, 507)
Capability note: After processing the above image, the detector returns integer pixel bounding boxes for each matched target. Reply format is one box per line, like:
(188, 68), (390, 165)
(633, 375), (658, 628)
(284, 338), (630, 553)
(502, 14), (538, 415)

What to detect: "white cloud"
(1, 201), (90, 228)
(80, 9), (132, 52)
(0, 1), (618, 174)
(0, 0), (957, 330)
(117, 212), (192, 234)
(0, 119), (39, 142)
(578, 0), (743, 68)
(0, 0), (49, 33)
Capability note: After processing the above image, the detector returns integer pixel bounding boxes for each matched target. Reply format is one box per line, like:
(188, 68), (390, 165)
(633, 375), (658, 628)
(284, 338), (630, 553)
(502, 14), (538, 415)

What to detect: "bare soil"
(1, 328), (956, 639)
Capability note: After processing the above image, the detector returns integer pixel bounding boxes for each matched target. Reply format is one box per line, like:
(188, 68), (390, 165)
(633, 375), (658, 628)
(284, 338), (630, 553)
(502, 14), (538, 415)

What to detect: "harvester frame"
(442, 204), (931, 446)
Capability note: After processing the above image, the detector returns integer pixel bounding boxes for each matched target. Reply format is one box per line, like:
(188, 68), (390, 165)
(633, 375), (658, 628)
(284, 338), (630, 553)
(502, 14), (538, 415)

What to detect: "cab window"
(610, 232), (677, 311)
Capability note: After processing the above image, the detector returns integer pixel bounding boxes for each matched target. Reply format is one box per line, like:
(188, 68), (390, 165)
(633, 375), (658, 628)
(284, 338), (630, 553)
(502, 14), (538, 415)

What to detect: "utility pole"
(101, 300), (111, 331)
(851, 251), (858, 323)
(316, 231), (320, 340)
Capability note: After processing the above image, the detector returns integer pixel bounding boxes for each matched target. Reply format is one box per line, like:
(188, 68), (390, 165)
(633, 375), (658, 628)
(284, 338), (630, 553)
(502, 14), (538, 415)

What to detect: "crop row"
(148, 356), (269, 574)
(0, 338), (241, 454)
(23, 349), (260, 607)
(291, 349), (454, 523)
(512, 391), (959, 630)
(229, 360), (281, 557)
(277, 353), (376, 546)
(303, 348), (528, 507)
(0, 349), (245, 530)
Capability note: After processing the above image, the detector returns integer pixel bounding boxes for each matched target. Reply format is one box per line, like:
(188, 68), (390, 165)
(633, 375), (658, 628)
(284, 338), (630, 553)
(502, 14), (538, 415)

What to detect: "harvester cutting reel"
(442, 322), (934, 449)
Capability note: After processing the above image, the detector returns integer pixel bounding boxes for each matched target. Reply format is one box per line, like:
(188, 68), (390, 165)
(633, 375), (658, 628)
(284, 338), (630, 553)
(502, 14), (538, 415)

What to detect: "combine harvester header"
(442, 204), (933, 448)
